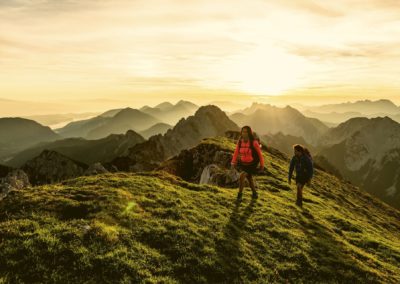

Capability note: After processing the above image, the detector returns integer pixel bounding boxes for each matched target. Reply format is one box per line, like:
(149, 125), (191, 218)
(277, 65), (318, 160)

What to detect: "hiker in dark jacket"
(231, 126), (264, 201)
(288, 144), (313, 207)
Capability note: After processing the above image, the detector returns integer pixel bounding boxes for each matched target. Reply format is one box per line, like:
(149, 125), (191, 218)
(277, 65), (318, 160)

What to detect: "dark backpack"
(238, 138), (260, 165)
(296, 154), (312, 177)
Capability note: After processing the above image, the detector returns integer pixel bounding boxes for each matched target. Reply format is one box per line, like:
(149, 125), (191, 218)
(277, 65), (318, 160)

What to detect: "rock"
(200, 164), (239, 187)
(159, 141), (236, 186)
(0, 169), (30, 200)
(225, 130), (241, 140)
(22, 150), (89, 185)
(84, 162), (109, 176)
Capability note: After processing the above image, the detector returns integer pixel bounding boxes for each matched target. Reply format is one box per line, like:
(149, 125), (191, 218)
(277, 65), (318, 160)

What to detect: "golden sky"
(1, 0), (400, 109)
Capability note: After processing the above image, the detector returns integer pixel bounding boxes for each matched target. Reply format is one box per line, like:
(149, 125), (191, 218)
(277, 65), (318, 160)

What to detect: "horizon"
(1, 0), (400, 114)
(1, 96), (400, 117)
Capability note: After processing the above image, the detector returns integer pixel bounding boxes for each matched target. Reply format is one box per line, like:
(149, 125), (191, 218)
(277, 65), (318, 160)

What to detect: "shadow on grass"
(212, 198), (257, 283)
(292, 208), (381, 283)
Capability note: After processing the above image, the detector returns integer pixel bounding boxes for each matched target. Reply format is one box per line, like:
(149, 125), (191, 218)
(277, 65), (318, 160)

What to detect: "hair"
(293, 144), (312, 159)
(240, 125), (255, 142)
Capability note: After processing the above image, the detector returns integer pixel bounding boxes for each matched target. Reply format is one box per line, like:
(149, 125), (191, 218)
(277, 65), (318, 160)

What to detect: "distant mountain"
(86, 108), (160, 139)
(261, 132), (315, 157)
(306, 99), (400, 116)
(303, 109), (400, 126)
(140, 100), (199, 125)
(55, 115), (108, 138)
(109, 105), (239, 171)
(22, 112), (99, 128)
(154, 102), (174, 110)
(390, 113), (400, 123)
(318, 117), (372, 147)
(22, 149), (89, 185)
(0, 118), (60, 161)
(98, 108), (123, 118)
(230, 103), (329, 146)
(318, 116), (400, 209)
(208, 101), (248, 112)
(302, 110), (363, 126)
(6, 130), (145, 167)
(56, 108), (160, 139)
(139, 123), (172, 139)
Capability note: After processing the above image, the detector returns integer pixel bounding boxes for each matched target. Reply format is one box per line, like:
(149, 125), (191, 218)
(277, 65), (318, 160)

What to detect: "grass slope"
(0, 137), (399, 283)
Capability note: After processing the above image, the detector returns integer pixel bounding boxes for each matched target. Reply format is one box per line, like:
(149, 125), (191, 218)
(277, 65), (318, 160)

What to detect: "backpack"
(238, 138), (260, 165)
(296, 153), (313, 177)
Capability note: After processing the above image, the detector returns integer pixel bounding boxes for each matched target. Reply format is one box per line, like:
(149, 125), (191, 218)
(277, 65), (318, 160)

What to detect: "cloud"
(281, 41), (400, 62)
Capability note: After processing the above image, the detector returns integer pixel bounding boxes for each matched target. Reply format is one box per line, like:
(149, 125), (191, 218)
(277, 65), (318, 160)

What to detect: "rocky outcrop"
(22, 150), (89, 185)
(84, 162), (109, 176)
(0, 169), (30, 200)
(159, 141), (235, 183)
(199, 164), (240, 187)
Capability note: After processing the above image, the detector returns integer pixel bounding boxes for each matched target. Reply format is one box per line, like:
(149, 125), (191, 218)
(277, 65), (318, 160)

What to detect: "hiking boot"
(252, 191), (258, 199)
(237, 192), (243, 201)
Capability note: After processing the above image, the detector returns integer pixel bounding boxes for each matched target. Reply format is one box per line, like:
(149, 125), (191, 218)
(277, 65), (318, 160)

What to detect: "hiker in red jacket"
(231, 126), (264, 201)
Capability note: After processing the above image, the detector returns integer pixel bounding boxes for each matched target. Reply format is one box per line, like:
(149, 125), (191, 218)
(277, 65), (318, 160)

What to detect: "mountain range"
(302, 99), (400, 125)
(109, 105), (239, 171)
(56, 108), (161, 139)
(230, 103), (329, 146)
(3, 100), (400, 210)
(316, 116), (400, 209)
(5, 130), (145, 168)
(140, 100), (199, 125)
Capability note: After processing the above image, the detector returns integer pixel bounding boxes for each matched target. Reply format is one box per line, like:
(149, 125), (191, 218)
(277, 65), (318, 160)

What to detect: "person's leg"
(237, 172), (247, 200)
(246, 174), (258, 198)
(296, 183), (304, 207)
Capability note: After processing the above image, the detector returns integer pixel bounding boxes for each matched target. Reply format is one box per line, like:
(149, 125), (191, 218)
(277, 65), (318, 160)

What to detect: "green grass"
(0, 137), (399, 283)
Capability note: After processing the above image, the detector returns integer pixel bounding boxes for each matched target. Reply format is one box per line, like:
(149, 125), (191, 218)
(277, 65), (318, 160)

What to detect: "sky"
(1, 0), (400, 113)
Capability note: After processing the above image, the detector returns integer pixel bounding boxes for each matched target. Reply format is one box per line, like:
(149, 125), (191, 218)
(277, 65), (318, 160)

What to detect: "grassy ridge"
(0, 137), (399, 283)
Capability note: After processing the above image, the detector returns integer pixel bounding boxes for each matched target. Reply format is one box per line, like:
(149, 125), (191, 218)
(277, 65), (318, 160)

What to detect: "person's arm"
(231, 141), (240, 166)
(288, 156), (295, 183)
(253, 140), (264, 169)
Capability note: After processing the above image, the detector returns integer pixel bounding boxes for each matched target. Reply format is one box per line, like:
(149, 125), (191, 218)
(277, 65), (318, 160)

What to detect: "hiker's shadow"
(293, 209), (379, 282)
(214, 198), (256, 283)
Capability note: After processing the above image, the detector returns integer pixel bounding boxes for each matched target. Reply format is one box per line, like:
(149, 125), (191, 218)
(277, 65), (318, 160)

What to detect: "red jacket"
(231, 139), (264, 167)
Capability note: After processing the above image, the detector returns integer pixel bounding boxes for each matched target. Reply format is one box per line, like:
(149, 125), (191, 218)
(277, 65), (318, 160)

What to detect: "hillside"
(22, 112), (99, 128)
(0, 136), (399, 283)
(86, 108), (160, 139)
(0, 118), (60, 161)
(140, 123), (172, 139)
(6, 130), (145, 168)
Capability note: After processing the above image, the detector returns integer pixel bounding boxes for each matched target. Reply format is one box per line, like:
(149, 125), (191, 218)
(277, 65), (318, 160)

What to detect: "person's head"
(293, 144), (305, 157)
(241, 126), (254, 141)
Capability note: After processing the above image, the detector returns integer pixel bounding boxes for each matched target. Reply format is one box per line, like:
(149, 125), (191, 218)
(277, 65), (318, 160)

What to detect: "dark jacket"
(288, 154), (313, 182)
